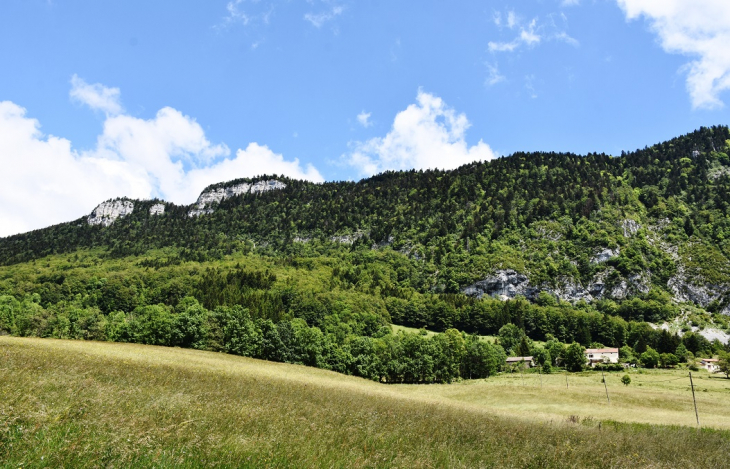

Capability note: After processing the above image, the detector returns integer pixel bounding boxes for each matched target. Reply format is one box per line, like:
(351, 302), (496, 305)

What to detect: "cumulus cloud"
(345, 90), (496, 177)
(617, 0), (730, 109)
(69, 75), (123, 116)
(356, 111), (372, 128)
(0, 79), (324, 237)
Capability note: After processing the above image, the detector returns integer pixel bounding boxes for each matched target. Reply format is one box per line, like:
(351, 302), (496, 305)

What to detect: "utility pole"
(601, 368), (610, 404)
(689, 372), (700, 428)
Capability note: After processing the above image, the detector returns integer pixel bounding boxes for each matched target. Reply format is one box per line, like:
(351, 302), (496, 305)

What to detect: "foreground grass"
(2, 338), (730, 468)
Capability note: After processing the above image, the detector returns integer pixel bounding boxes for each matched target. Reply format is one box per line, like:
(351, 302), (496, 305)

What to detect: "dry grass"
(2, 337), (729, 468)
(397, 367), (730, 430)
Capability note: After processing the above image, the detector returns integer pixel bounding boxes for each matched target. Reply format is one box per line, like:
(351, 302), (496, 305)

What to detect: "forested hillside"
(1, 126), (730, 381)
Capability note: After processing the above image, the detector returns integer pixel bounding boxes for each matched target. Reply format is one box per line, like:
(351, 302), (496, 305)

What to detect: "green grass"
(390, 324), (497, 343)
(2, 337), (730, 468)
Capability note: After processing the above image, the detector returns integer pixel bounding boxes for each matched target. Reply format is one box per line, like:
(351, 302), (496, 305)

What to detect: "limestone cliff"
(87, 200), (134, 227)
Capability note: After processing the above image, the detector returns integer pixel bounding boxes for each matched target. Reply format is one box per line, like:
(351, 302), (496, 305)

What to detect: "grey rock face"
(331, 233), (363, 244)
(462, 269), (533, 300)
(621, 219), (641, 238)
(88, 200), (134, 227)
(668, 264), (728, 308)
(149, 203), (165, 216)
(462, 267), (654, 304)
(591, 248), (619, 264)
(188, 179), (286, 217)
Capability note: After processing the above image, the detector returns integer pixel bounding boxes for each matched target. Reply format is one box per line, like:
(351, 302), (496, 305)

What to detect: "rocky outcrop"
(591, 247), (619, 264)
(462, 270), (534, 300)
(331, 233), (363, 244)
(188, 179), (286, 217)
(149, 203), (165, 215)
(462, 267), (652, 303)
(545, 277), (594, 303)
(668, 264), (728, 308)
(87, 200), (134, 227)
(621, 219), (641, 238)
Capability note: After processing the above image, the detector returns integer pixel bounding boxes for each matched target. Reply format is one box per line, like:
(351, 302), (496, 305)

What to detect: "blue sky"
(1, 0), (730, 236)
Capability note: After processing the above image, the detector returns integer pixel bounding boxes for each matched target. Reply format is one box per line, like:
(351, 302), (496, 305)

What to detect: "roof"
(701, 358), (719, 362)
(506, 356), (533, 362)
(584, 348), (619, 354)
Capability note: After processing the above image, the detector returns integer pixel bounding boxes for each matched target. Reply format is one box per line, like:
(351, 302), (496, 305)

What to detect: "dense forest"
(1, 126), (730, 381)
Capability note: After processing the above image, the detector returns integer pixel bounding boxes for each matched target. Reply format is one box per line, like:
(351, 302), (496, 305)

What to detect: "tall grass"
(2, 336), (729, 468)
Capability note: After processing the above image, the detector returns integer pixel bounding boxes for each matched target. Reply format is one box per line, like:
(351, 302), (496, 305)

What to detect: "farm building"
(584, 348), (619, 367)
(700, 358), (720, 373)
(506, 356), (534, 368)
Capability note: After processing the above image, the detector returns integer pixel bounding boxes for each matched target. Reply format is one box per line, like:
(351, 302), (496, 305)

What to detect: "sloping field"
(2, 337), (729, 468)
(396, 367), (730, 430)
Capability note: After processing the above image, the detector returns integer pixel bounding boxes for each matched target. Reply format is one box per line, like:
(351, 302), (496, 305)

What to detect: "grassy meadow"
(2, 336), (730, 468)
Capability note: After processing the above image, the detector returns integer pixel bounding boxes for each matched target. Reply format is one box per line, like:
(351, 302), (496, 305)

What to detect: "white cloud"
(554, 31), (579, 47)
(69, 75), (123, 116)
(345, 90), (496, 177)
(217, 0), (274, 30)
(489, 18), (541, 52)
(485, 63), (505, 86)
(356, 111), (372, 128)
(507, 11), (518, 29)
(561, 0), (580, 6)
(617, 0), (730, 109)
(304, 5), (343, 28)
(222, 0), (250, 26)
(525, 75), (538, 98)
(0, 79), (324, 237)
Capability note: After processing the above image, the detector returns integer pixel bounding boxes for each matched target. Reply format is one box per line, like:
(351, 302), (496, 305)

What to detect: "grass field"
(2, 336), (730, 468)
(390, 324), (497, 343)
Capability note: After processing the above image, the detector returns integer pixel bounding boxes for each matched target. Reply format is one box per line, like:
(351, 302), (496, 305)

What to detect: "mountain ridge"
(2, 125), (730, 315)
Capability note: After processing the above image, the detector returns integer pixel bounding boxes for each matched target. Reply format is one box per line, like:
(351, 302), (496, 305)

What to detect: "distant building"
(506, 356), (534, 368)
(700, 358), (720, 373)
(584, 348), (619, 367)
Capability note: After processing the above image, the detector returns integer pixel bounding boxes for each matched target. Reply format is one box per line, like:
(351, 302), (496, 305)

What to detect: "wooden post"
(689, 372), (700, 428)
(565, 373), (569, 389)
(602, 368), (610, 404)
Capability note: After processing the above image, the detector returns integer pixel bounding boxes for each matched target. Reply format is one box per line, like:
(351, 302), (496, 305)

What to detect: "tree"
(640, 347), (660, 368)
(621, 374), (631, 386)
(718, 352), (730, 379)
(532, 347), (551, 367)
(659, 352), (679, 368)
(675, 343), (689, 362)
(498, 323), (524, 355)
(517, 335), (532, 357)
(563, 342), (586, 372)
(545, 339), (565, 367)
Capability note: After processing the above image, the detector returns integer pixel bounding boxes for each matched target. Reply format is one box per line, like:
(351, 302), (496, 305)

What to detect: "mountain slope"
(3, 126), (730, 312)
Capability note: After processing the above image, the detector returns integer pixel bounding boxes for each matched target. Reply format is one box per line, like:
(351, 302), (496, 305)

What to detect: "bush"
(640, 347), (660, 368)
(621, 374), (631, 386)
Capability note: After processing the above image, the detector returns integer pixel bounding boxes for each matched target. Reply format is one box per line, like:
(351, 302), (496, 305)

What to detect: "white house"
(700, 358), (720, 373)
(584, 348), (619, 367)
(506, 356), (534, 368)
